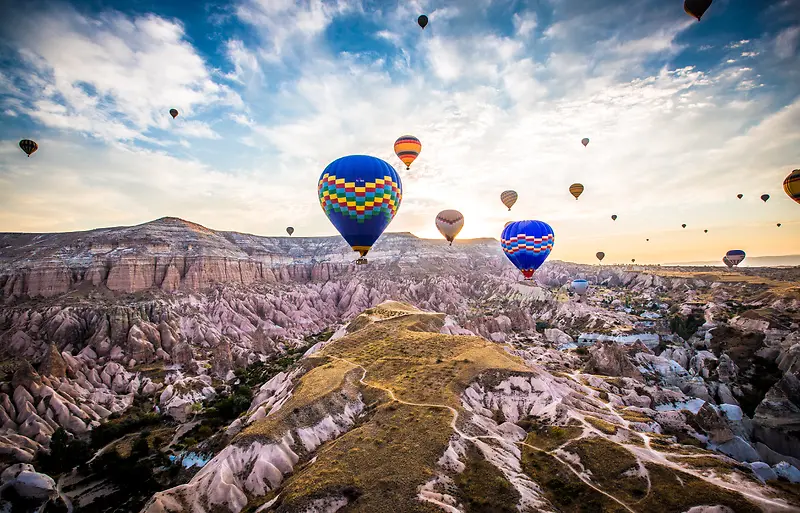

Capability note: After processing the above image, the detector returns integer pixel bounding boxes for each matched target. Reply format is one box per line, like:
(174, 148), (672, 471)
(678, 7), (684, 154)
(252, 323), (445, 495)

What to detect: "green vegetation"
(637, 462), (760, 512)
(584, 416), (618, 435)
(520, 418), (583, 452)
(566, 437), (647, 503)
(35, 428), (91, 475)
(669, 311), (705, 340)
(455, 448), (520, 512)
(520, 444), (627, 512)
(90, 409), (161, 448)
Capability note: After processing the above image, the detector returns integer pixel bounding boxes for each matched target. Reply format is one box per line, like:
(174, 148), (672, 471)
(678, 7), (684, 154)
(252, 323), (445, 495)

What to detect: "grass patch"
(565, 437), (647, 503)
(584, 416), (619, 435)
(274, 403), (451, 512)
(455, 447), (521, 512)
(522, 420), (584, 452)
(520, 444), (628, 512)
(637, 462), (761, 512)
(620, 410), (652, 424)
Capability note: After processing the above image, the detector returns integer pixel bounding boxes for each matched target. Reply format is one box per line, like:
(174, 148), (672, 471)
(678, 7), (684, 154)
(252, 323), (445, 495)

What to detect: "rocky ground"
(0, 217), (799, 512)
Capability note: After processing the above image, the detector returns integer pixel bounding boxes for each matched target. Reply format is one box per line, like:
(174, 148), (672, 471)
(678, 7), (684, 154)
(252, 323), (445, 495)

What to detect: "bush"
(36, 428), (91, 475)
(535, 321), (550, 332)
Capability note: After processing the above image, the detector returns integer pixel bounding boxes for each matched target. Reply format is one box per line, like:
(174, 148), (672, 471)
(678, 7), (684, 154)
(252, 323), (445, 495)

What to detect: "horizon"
(1, 0), (799, 265)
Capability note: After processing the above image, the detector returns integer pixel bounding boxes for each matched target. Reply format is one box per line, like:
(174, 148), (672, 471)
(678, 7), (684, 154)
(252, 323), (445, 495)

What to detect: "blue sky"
(1, 0), (799, 264)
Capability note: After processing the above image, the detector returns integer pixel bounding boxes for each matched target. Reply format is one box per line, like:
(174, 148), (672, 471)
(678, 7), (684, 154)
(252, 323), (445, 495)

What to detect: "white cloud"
(513, 11), (537, 38)
(0, 6), (240, 142)
(775, 26), (800, 59)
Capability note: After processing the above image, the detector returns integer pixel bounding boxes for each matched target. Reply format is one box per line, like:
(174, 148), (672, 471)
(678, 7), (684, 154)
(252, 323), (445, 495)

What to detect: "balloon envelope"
(723, 256), (734, 268)
(684, 0), (712, 20)
(501, 190), (518, 210)
(571, 279), (589, 295)
(169, 108), (179, 119)
(435, 210), (464, 245)
(318, 155), (402, 260)
(394, 135), (421, 170)
(581, 138), (589, 147)
(682, 224), (687, 228)
(725, 250), (745, 266)
(611, 215), (617, 221)
(501, 220), (554, 279)
(737, 194), (743, 199)
(778, 223), (782, 227)
(286, 227), (294, 236)
(596, 252), (605, 262)
(784, 170), (800, 206)
(18, 139), (38, 157)
(417, 15), (428, 29)
(761, 194), (770, 203)
(569, 183), (584, 200)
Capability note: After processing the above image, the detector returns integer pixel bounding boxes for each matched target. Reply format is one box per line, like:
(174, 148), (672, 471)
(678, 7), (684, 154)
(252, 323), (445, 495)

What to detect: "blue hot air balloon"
(501, 220), (555, 280)
(725, 249), (745, 267)
(318, 155), (402, 264)
(571, 279), (589, 296)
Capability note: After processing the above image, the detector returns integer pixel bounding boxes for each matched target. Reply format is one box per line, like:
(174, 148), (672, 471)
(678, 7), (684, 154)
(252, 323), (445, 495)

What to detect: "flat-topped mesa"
(0, 218), (504, 299)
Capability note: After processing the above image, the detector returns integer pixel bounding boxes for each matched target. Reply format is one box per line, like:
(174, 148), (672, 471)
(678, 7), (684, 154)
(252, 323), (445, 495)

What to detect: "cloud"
(775, 26), (800, 59)
(0, 5), (240, 143)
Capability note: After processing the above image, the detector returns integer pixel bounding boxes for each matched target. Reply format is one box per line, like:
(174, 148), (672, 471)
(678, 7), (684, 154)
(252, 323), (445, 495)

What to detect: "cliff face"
(0, 217), (504, 299)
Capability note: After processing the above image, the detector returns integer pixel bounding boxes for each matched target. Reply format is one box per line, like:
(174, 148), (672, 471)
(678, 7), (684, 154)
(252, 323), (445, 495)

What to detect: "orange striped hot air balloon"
(500, 190), (518, 211)
(784, 169), (800, 206)
(394, 135), (421, 170)
(569, 183), (584, 200)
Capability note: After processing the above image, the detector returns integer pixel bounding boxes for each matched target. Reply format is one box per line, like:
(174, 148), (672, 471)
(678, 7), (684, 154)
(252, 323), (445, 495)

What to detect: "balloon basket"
(356, 258), (368, 265)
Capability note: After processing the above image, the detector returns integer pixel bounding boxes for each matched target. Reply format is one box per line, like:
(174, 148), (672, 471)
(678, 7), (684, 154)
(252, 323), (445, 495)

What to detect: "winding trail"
(329, 355), (795, 512)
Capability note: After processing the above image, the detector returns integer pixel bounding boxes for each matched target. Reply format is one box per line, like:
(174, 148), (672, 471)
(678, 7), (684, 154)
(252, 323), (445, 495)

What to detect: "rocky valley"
(1, 217), (800, 513)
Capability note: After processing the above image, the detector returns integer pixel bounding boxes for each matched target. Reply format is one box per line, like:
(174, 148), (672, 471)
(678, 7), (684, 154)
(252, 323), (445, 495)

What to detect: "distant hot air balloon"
(435, 210), (464, 246)
(682, 224), (687, 229)
(777, 223), (782, 227)
(394, 135), (421, 170)
(761, 194), (770, 203)
(169, 108), (179, 119)
(737, 194), (743, 199)
(417, 15), (428, 29)
(501, 190), (518, 211)
(785, 170), (800, 205)
(684, 0), (713, 21)
(571, 279), (589, 296)
(723, 256), (734, 268)
(501, 220), (554, 280)
(569, 183), (584, 200)
(596, 252), (605, 262)
(581, 138), (590, 147)
(631, 259), (636, 263)
(646, 238), (650, 242)
(704, 229), (708, 233)
(725, 250), (745, 267)
(18, 139), (38, 157)
(286, 227), (294, 236)
(611, 215), (617, 221)
(318, 155), (402, 264)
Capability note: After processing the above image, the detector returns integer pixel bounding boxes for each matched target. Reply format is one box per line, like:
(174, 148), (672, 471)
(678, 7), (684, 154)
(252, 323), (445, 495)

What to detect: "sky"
(0, 0), (799, 265)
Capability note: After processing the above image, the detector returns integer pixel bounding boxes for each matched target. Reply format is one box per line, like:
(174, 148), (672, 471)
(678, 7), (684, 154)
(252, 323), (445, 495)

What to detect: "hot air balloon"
(761, 194), (770, 203)
(318, 155), (402, 264)
(286, 227), (294, 236)
(501, 220), (554, 280)
(417, 15), (428, 29)
(682, 224), (687, 229)
(569, 183), (584, 200)
(18, 139), (38, 157)
(435, 210), (464, 246)
(596, 252), (605, 262)
(611, 215), (617, 221)
(631, 259), (636, 263)
(737, 194), (743, 199)
(394, 135), (421, 170)
(581, 138), (590, 147)
(169, 108), (179, 119)
(704, 230), (708, 233)
(723, 256), (734, 268)
(501, 190), (518, 211)
(725, 250), (745, 267)
(684, 0), (712, 21)
(646, 238), (650, 242)
(785, 170), (800, 205)
(778, 223), (782, 227)
(571, 279), (589, 296)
